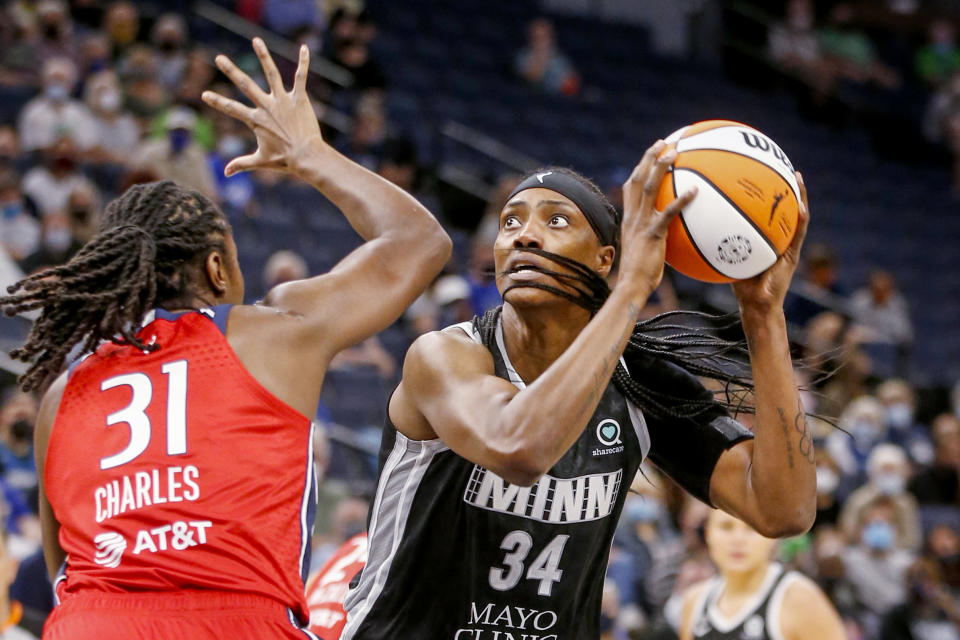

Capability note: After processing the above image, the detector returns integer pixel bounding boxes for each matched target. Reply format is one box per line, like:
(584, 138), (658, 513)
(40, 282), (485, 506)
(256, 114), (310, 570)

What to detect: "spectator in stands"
(0, 172), (40, 263)
(0, 128), (18, 173)
(209, 124), (255, 212)
(0, 4), (40, 88)
(876, 378), (933, 464)
(102, 1), (140, 58)
(150, 14), (190, 92)
(264, 249), (308, 291)
(879, 557), (960, 640)
(784, 243), (846, 328)
(35, 0), (76, 64)
(376, 138), (440, 218)
(768, 0), (826, 89)
(120, 45), (170, 120)
(818, 3), (900, 90)
(610, 476), (684, 626)
(927, 520), (960, 591)
(340, 93), (388, 170)
(134, 106), (216, 200)
(20, 137), (98, 218)
(0, 390), (38, 503)
(839, 444), (922, 551)
(262, 0), (321, 39)
(909, 413), (960, 506)
(311, 496), (369, 571)
(514, 18), (580, 96)
(0, 528), (37, 640)
(17, 58), (97, 153)
(915, 18), (960, 88)
(63, 182), (99, 245)
(850, 269), (913, 372)
(405, 274), (473, 336)
(332, 37), (387, 92)
(84, 70), (141, 164)
(827, 395), (887, 481)
(77, 32), (111, 80)
(843, 494), (914, 632)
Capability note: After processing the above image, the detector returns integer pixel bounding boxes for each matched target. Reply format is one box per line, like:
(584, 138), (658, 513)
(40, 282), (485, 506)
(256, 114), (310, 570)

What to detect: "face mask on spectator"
(625, 497), (660, 524)
(874, 472), (905, 495)
(852, 419), (879, 446)
(44, 227), (72, 251)
(98, 89), (122, 113)
(88, 58), (108, 74)
(10, 418), (32, 442)
(158, 39), (182, 53)
(45, 83), (70, 102)
(2, 203), (22, 220)
(43, 22), (62, 41)
(862, 520), (895, 551)
(816, 466), (839, 494)
(169, 129), (191, 154)
(885, 403), (913, 429)
(599, 613), (615, 634)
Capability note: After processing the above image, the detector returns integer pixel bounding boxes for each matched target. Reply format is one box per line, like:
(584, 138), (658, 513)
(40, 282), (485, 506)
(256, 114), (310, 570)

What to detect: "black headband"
(506, 170), (618, 248)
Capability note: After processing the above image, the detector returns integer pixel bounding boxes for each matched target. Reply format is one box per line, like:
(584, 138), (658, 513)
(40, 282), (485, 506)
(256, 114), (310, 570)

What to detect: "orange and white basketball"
(656, 120), (801, 283)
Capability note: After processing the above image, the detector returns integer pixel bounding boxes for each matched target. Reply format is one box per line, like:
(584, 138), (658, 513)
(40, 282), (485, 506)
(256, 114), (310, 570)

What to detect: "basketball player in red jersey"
(0, 39), (450, 639)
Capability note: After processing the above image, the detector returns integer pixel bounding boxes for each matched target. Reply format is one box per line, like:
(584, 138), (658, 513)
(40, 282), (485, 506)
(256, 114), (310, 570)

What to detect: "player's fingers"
(224, 152), (265, 177)
(253, 37), (284, 95)
(201, 90), (256, 126)
(624, 140), (665, 210)
(293, 44), (310, 95)
(796, 170), (809, 213)
(652, 187), (697, 235)
(639, 149), (676, 218)
(215, 53), (268, 106)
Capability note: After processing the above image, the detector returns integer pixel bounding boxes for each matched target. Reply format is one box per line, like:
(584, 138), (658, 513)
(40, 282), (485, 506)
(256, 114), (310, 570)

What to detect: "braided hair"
(0, 180), (230, 391)
(485, 167), (759, 422)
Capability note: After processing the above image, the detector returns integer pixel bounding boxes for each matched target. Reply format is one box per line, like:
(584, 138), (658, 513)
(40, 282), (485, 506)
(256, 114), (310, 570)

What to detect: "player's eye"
(549, 215), (569, 228)
(502, 216), (521, 229)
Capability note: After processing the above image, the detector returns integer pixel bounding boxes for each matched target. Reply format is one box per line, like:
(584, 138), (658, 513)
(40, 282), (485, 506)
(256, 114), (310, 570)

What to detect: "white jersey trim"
(766, 570), (803, 640)
(706, 563), (783, 632)
(340, 433), (445, 640)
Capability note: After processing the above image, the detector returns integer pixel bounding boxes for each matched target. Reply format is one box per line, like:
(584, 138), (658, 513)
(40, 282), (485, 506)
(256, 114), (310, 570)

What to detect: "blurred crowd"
(766, 0), (960, 196)
(0, 1), (957, 639)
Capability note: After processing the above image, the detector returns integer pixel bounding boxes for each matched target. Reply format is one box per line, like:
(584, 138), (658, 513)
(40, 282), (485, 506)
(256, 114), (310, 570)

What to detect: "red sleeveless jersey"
(45, 307), (316, 625)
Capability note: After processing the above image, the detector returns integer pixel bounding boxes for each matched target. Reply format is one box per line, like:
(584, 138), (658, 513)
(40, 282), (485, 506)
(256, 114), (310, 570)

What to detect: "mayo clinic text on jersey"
(463, 466), (622, 524)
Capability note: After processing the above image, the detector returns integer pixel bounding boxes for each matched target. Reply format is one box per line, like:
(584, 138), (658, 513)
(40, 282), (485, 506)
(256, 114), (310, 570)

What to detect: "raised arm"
(391, 142), (697, 485)
(708, 173), (816, 537)
(202, 39), (450, 355)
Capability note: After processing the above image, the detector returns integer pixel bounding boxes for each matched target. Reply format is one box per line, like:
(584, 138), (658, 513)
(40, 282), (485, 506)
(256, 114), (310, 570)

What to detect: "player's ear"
(595, 245), (615, 278)
(204, 249), (228, 297)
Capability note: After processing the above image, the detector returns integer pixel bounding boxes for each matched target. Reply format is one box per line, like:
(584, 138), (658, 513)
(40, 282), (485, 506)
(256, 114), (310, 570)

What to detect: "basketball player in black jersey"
(341, 141), (817, 639)
(679, 510), (844, 640)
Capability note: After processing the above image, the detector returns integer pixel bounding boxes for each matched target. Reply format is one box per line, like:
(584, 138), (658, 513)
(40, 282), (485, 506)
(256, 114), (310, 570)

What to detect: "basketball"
(656, 120), (801, 283)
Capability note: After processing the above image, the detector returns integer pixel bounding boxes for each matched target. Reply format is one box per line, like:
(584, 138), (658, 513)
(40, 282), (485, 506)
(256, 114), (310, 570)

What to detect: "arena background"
(0, 0), (958, 638)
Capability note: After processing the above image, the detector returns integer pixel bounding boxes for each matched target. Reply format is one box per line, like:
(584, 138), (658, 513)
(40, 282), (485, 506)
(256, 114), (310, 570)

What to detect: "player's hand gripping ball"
(656, 120), (801, 283)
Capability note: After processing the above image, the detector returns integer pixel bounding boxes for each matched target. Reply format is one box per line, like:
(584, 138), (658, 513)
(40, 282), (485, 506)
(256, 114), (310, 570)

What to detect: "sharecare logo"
(463, 466), (622, 524)
(93, 531), (126, 568)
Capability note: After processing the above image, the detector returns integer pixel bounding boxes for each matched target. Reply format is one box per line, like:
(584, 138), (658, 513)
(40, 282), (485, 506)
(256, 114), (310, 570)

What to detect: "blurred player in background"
(341, 142), (817, 638)
(0, 38), (449, 640)
(679, 509), (845, 640)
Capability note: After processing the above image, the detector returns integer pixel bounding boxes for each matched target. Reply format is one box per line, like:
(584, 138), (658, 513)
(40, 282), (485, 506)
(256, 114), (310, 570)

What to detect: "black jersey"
(343, 313), (753, 640)
(690, 564), (803, 640)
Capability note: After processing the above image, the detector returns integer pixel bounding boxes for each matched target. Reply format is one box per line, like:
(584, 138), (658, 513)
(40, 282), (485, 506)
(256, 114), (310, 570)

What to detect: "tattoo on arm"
(777, 407), (795, 469)
(794, 398), (814, 464)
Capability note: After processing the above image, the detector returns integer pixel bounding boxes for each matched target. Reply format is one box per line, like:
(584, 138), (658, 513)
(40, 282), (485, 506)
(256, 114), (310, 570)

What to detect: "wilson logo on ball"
(657, 119), (801, 283)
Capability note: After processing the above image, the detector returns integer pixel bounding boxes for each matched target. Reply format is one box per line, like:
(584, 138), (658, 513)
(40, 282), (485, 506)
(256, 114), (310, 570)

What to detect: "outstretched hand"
(202, 37), (322, 177)
(731, 171), (810, 314)
(617, 140), (698, 299)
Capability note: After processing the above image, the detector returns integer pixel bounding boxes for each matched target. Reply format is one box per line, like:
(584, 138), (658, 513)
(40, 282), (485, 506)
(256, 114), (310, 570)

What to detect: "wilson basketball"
(656, 120), (801, 283)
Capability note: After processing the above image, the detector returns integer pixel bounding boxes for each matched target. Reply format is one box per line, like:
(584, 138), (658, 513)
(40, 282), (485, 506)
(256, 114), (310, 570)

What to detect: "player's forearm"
(741, 307), (816, 534)
(292, 137), (448, 246)
(496, 286), (648, 478)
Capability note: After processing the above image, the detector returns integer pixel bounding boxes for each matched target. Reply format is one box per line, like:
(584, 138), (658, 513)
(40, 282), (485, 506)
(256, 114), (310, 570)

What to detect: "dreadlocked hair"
(0, 180), (229, 391)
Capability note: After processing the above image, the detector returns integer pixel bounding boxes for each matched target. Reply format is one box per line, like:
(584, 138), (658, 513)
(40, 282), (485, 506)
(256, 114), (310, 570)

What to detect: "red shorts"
(43, 591), (320, 640)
